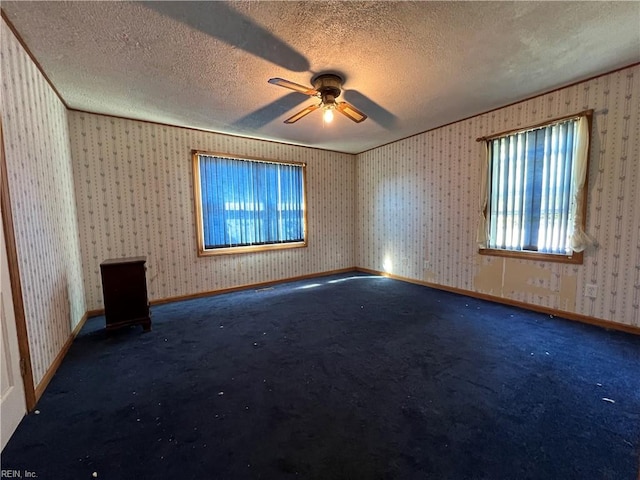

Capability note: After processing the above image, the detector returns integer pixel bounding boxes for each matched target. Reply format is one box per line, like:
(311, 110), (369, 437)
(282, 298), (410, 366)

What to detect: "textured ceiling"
(2, 1), (639, 154)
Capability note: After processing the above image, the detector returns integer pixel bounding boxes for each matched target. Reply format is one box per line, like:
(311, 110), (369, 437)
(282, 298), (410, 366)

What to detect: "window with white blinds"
(193, 152), (307, 255)
(478, 111), (592, 263)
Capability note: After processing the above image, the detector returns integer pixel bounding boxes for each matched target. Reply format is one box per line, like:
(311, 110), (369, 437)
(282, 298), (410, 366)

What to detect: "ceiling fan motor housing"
(313, 74), (343, 106)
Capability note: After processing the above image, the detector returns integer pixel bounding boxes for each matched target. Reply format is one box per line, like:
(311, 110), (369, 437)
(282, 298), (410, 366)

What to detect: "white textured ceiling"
(2, 1), (639, 154)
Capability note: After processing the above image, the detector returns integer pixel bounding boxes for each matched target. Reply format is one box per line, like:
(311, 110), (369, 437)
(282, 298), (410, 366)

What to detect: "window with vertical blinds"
(193, 152), (306, 255)
(478, 111), (592, 263)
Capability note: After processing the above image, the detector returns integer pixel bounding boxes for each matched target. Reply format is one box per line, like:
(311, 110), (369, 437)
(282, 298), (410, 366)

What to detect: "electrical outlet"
(585, 284), (598, 298)
(423, 260), (430, 269)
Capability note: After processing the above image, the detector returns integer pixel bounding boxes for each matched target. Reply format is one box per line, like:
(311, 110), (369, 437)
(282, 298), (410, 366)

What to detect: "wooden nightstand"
(100, 257), (151, 332)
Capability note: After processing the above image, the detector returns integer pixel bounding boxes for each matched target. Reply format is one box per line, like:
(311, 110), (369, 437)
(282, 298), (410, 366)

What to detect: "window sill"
(198, 241), (307, 257)
(478, 248), (583, 265)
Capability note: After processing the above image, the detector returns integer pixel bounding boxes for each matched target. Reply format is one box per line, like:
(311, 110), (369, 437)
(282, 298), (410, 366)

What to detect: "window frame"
(477, 110), (592, 264)
(192, 150), (308, 256)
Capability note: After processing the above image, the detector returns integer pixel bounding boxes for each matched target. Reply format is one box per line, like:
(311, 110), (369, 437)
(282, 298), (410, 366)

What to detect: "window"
(193, 151), (307, 255)
(477, 111), (593, 263)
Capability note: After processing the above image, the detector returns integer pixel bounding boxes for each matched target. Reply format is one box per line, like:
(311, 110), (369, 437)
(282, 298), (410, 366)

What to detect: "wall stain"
(474, 257), (578, 311)
(473, 257), (503, 296)
(558, 273), (577, 311)
(503, 258), (552, 297)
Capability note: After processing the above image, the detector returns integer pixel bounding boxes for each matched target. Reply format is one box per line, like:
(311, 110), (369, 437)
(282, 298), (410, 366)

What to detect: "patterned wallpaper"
(357, 65), (640, 329)
(68, 112), (356, 310)
(1, 19), (86, 385)
(3, 12), (637, 397)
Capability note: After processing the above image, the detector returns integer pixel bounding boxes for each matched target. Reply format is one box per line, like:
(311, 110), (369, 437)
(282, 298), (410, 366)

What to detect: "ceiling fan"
(268, 74), (367, 124)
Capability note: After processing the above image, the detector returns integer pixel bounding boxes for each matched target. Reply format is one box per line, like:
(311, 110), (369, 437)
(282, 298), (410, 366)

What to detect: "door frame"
(1, 120), (36, 411)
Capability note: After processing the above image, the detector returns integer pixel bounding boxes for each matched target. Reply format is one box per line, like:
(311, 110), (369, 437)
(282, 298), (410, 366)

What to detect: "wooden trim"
(479, 248), (583, 265)
(86, 268), (358, 316)
(1, 8), (347, 156)
(192, 151), (205, 255)
(357, 63), (638, 155)
(151, 268), (357, 305)
(476, 109), (594, 142)
(34, 312), (89, 401)
(84, 265), (640, 337)
(192, 149), (307, 168)
(0, 120), (37, 411)
(355, 267), (640, 336)
(192, 151), (308, 256)
(198, 241), (307, 257)
(0, 9), (69, 109)
(1, 6), (635, 159)
(303, 159), (309, 249)
(70, 108), (353, 156)
(2, 115), (90, 406)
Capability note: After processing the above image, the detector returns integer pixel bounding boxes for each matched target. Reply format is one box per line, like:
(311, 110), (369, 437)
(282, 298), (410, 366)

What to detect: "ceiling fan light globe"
(323, 108), (334, 123)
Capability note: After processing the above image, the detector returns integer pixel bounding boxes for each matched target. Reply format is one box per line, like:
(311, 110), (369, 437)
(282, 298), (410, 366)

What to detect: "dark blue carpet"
(3, 273), (639, 479)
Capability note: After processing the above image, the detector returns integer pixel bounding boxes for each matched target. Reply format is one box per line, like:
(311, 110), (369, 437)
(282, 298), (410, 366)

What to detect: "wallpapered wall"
(357, 65), (640, 328)
(1, 19), (86, 385)
(68, 112), (356, 311)
(1, 11), (637, 393)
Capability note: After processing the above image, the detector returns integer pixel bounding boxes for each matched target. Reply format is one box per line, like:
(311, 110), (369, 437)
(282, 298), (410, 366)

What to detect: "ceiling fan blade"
(336, 102), (367, 123)
(284, 104), (321, 124)
(269, 78), (318, 96)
